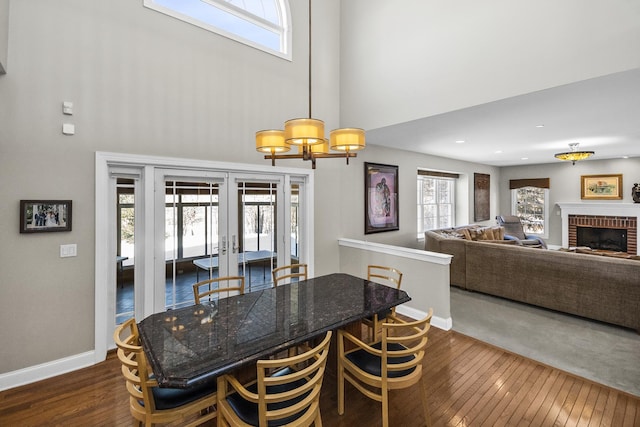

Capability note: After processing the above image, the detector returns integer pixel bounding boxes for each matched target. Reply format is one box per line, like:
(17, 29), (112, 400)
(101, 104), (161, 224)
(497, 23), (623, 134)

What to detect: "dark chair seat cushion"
(345, 342), (416, 378)
(225, 367), (311, 426)
(150, 377), (217, 411)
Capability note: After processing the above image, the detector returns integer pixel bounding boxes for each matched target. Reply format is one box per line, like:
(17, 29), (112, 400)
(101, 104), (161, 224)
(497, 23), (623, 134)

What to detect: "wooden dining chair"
(271, 263), (308, 287)
(337, 310), (433, 427)
(217, 330), (332, 427)
(193, 275), (245, 304)
(362, 265), (403, 341)
(113, 318), (218, 427)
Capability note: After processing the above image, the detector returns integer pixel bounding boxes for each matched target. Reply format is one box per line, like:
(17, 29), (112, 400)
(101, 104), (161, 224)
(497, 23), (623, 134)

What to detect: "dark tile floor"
(116, 264), (274, 324)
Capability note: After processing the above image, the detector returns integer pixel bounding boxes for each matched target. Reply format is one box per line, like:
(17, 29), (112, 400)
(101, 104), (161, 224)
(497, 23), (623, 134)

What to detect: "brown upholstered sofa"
(425, 227), (640, 331)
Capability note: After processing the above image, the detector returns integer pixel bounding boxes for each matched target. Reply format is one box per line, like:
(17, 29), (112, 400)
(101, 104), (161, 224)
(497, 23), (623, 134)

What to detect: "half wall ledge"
(338, 238), (452, 331)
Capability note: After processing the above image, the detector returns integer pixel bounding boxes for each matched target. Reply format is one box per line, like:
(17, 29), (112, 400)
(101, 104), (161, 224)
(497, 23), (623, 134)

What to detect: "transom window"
(144, 0), (291, 59)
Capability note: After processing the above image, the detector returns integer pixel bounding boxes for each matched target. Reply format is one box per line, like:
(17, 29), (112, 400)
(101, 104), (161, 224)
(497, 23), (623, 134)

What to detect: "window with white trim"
(417, 171), (458, 236)
(510, 178), (550, 238)
(144, 0), (291, 59)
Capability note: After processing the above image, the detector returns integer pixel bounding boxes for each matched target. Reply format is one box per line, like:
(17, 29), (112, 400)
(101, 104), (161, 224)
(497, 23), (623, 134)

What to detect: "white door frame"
(94, 152), (314, 363)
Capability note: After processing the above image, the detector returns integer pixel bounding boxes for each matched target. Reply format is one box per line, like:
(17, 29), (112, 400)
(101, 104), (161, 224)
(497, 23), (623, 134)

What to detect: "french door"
(97, 153), (313, 359)
(154, 169), (301, 312)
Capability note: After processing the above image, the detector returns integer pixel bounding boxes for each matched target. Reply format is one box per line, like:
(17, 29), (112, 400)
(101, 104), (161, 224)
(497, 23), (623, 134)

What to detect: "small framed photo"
(580, 174), (623, 200)
(365, 162), (399, 234)
(20, 200), (72, 233)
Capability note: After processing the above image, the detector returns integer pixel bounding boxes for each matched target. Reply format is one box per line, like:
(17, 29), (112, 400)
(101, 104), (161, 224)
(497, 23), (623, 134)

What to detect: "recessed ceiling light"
(622, 155), (629, 159)
(535, 124), (545, 128)
(455, 140), (465, 144)
(495, 150), (503, 154)
(521, 157), (529, 160)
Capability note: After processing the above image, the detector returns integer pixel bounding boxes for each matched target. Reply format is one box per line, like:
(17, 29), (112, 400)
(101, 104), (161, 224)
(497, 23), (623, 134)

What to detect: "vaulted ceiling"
(339, 1), (640, 166)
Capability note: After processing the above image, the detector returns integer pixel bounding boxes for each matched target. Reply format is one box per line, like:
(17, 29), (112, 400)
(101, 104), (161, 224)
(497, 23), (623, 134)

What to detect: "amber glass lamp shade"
(284, 118), (325, 146)
(298, 139), (329, 154)
(329, 128), (366, 152)
(256, 130), (289, 154)
(554, 151), (594, 162)
(554, 143), (594, 164)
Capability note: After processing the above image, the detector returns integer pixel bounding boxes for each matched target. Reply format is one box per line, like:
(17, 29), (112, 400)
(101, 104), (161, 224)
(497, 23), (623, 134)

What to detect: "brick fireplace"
(558, 203), (640, 255)
(568, 215), (637, 255)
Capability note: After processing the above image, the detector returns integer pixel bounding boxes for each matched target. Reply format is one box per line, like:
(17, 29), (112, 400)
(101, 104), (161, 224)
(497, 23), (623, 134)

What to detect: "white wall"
(340, 0), (640, 130)
(0, 0), (8, 73)
(331, 144), (500, 251)
(338, 239), (452, 331)
(0, 0), (335, 375)
(499, 157), (640, 247)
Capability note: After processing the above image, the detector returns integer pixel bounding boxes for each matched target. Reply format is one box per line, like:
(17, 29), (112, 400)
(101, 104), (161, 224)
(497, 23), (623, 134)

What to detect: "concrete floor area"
(450, 286), (640, 397)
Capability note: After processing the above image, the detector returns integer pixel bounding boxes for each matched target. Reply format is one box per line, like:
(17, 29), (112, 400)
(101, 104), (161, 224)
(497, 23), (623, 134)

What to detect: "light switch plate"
(60, 244), (77, 257)
(63, 101), (73, 115)
(62, 123), (75, 135)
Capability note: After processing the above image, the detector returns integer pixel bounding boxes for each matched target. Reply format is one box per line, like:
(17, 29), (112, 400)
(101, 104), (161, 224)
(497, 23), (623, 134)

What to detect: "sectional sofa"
(425, 226), (640, 331)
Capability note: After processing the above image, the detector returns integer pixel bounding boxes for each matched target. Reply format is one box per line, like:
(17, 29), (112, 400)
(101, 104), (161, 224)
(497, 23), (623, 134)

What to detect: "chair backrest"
(380, 309), (433, 382)
(193, 275), (245, 304)
(496, 215), (527, 240)
(113, 319), (158, 415)
(367, 265), (403, 290)
(256, 330), (332, 426)
(272, 263), (308, 287)
(114, 317), (140, 353)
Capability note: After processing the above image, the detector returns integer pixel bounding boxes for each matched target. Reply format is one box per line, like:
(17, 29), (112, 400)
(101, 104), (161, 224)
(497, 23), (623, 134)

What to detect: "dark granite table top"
(137, 273), (411, 388)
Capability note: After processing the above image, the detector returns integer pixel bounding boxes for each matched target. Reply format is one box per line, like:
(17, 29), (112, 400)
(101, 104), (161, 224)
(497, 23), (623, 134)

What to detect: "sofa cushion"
(467, 226), (505, 241)
(439, 229), (466, 239)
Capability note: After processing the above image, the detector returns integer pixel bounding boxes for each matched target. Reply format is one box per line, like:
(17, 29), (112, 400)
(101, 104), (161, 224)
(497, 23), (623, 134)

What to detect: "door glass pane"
(116, 179), (135, 324)
(165, 181), (219, 310)
(238, 182), (276, 292)
(290, 184), (300, 261)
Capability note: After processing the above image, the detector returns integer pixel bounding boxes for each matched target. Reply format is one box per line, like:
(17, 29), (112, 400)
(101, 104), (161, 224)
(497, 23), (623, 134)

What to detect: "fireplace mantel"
(557, 202), (640, 254)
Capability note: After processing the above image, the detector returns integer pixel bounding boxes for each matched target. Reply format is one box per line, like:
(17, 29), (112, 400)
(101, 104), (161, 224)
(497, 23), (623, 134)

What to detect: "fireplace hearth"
(558, 203), (639, 256)
(567, 213), (636, 255)
(576, 226), (627, 252)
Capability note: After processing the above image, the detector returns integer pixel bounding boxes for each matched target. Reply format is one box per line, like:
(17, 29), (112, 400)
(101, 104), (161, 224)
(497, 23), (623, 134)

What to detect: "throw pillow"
(460, 228), (472, 240)
(492, 226), (505, 240)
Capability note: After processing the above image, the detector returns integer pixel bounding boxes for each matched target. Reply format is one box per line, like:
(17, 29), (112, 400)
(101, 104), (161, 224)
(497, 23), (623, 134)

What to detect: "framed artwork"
(474, 173), (490, 221)
(20, 200), (72, 233)
(365, 162), (399, 234)
(581, 174), (623, 200)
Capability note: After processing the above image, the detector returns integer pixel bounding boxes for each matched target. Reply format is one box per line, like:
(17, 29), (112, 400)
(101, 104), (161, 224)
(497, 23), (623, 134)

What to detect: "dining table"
(137, 272), (411, 388)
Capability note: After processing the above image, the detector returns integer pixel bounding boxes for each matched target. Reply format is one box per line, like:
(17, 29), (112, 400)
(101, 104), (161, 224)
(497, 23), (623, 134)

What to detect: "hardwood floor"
(1, 327), (638, 426)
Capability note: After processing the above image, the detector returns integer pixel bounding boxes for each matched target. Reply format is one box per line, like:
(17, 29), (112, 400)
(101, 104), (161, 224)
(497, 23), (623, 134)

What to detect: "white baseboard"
(0, 306), (453, 393)
(396, 305), (452, 331)
(0, 351), (96, 392)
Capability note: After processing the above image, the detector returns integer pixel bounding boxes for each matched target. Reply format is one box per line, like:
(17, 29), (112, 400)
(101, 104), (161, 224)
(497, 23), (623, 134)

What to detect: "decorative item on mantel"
(255, 0), (365, 169)
(633, 183), (640, 203)
(554, 142), (594, 165)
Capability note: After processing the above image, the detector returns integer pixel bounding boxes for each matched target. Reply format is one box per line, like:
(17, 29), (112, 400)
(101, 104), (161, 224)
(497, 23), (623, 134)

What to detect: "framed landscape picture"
(364, 162), (399, 234)
(20, 200), (72, 233)
(580, 174), (623, 200)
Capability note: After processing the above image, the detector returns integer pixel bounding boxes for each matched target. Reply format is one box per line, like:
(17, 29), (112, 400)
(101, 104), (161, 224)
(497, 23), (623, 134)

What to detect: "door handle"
(232, 235), (239, 254)
(221, 237), (227, 255)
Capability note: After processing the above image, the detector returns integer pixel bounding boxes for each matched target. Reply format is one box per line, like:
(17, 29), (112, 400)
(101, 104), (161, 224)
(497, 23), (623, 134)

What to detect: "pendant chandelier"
(554, 142), (594, 165)
(255, 0), (365, 169)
